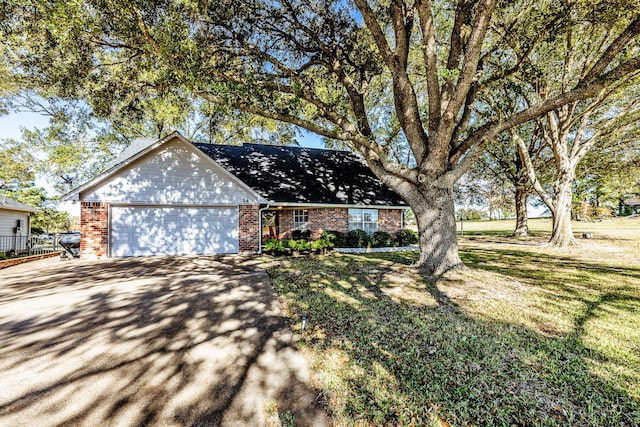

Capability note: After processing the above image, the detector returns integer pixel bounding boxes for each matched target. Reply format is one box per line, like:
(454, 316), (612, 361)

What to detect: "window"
(348, 209), (378, 234)
(293, 209), (309, 231)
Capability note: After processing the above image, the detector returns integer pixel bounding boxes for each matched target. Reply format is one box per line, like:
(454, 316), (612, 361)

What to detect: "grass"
(265, 217), (640, 426)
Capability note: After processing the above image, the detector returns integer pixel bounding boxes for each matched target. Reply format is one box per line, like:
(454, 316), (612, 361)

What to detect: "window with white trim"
(293, 209), (309, 231)
(348, 209), (378, 234)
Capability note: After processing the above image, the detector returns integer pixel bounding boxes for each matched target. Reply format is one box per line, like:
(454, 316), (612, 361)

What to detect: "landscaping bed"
(262, 229), (419, 257)
(0, 251), (62, 269)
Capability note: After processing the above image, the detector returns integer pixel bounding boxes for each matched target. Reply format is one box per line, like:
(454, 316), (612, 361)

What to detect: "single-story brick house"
(0, 195), (38, 255)
(64, 132), (408, 258)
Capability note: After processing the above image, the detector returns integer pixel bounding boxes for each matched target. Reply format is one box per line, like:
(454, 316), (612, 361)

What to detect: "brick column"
(80, 202), (108, 259)
(238, 205), (260, 253)
(276, 209), (294, 239)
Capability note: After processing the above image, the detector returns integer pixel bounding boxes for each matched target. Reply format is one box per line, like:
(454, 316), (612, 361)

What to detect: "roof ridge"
(194, 141), (352, 154)
(242, 142), (351, 153)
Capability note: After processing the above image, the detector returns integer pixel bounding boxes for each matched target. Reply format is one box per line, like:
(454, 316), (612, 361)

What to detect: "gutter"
(266, 202), (408, 209)
(257, 203), (271, 254)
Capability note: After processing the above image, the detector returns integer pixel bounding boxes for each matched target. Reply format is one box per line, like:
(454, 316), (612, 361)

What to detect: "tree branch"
(353, 0), (395, 70)
(442, 0), (496, 120)
(453, 55), (640, 163)
(512, 130), (556, 213)
(582, 15), (640, 83)
(390, 0), (413, 69)
(415, 0), (441, 132)
(440, 0), (473, 109)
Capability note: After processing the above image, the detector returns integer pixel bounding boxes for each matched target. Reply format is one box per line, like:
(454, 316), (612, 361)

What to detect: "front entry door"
(261, 210), (280, 241)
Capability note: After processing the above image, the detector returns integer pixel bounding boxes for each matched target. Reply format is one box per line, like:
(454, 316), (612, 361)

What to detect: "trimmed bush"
(372, 231), (394, 248)
(324, 230), (348, 247)
(312, 234), (334, 251)
(394, 229), (419, 246)
(287, 239), (311, 251)
(263, 238), (286, 254)
(347, 229), (372, 248)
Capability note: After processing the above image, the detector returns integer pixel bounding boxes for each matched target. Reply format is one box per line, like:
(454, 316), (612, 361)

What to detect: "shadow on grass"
(460, 246), (640, 287)
(360, 251), (418, 265)
(0, 256), (326, 426)
(458, 229), (515, 237)
(268, 254), (640, 426)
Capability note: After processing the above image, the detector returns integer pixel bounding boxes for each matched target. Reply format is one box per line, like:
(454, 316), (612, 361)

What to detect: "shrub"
(263, 238), (286, 254)
(347, 229), (372, 248)
(394, 229), (419, 246)
(312, 234), (334, 251)
(287, 239), (311, 251)
(456, 208), (484, 221)
(0, 253), (7, 261)
(372, 231), (394, 248)
(318, 231), (335, 247)
(300, 240), (312, 250)
(595, 207), (613, 218)
(324, 230), (348, 247)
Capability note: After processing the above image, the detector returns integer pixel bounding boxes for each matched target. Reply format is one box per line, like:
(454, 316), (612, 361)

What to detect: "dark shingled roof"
(194, 143), (407, 206)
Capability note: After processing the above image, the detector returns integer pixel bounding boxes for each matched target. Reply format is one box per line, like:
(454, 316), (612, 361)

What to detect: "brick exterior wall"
(78, 203), (402, 256)
(309, 208), (349, 238)
(269, 207), (403, 240)
(239, 205), (260, 252)
(80, 202), (108, 259)
(378, 209), (404, 233)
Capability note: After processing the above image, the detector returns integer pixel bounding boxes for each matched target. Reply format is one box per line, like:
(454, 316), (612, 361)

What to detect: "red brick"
(378, 209), (404, 233)
(267, 207), (404, 239)
(80, 202), (108, 258)
(239, 205), (260, 252)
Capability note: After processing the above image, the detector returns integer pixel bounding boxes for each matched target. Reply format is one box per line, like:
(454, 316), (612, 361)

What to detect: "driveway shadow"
(0, 256), (326, 426)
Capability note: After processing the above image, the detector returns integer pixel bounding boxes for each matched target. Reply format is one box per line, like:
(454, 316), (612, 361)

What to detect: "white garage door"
(110, 206), (238, 257)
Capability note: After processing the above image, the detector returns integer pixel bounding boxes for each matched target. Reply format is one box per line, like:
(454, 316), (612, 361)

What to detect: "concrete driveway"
(0, 256), (327, 426)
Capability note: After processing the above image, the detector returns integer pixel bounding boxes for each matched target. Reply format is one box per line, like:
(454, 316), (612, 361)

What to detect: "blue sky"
(298, 130), (325, 149)
(0, 110), (50, 140)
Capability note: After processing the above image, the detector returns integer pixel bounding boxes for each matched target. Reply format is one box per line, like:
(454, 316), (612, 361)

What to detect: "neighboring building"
(0, 195), (38, 255)
(623, 196), (640, 214)
(64, 132), (407, 259)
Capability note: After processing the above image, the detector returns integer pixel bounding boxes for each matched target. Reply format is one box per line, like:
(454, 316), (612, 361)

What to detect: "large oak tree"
(515, 75), (640, 245)
(3, 0), (640, 273)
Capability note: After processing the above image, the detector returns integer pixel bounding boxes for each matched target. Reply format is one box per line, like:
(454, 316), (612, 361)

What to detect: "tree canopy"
(2, 0), (639, 272)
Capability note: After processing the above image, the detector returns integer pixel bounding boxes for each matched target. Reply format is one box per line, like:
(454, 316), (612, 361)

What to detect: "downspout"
(257, 203), (271, 254)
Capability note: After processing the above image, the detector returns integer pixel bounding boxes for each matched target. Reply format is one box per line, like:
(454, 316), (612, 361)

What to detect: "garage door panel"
(111, 206), (239, 257)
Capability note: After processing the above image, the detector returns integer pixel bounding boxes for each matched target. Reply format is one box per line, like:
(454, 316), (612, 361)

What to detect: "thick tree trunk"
(549, 176), (578, 246)
(513, 187), (529, 237)
(410, 185), (462, 275)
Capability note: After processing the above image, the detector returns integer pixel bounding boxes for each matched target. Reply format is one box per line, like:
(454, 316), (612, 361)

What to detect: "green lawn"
(265, 217), (640, 426)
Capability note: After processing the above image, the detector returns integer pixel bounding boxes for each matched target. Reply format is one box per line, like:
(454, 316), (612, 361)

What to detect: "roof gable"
(67, 133), (265, 204)
(194, 143), (407, 206)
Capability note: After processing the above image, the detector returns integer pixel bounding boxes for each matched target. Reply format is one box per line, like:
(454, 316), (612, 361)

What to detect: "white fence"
(0, 235), (60, 257)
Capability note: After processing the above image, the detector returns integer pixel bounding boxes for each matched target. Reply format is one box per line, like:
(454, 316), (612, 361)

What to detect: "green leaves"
(0, 138), (35, 191)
